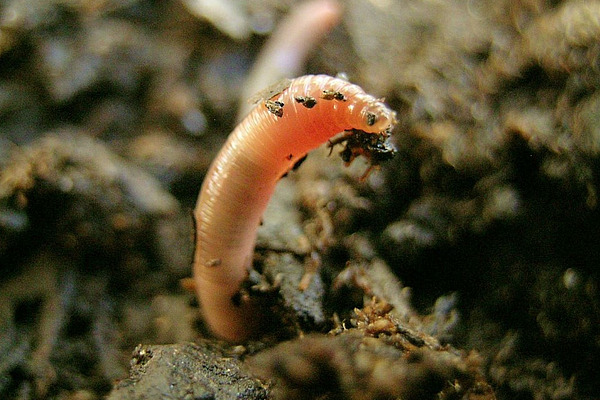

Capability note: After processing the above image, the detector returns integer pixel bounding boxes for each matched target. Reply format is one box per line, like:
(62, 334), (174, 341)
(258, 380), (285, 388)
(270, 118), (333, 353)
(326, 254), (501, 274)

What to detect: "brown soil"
(1, 1), (598, 399)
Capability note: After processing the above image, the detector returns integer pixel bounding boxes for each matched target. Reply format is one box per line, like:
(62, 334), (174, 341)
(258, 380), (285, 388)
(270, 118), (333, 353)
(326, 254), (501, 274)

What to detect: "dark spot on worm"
(292, 154), (307, 170)
(265, 100), (284, 117)
(231, 291), (242, 307)
(280, 154), (308, 179)
(321, 90), (346, 101)
(366, 112), (377, 126)
(286, 154), (293, 160)
(294, 96), (317, 108)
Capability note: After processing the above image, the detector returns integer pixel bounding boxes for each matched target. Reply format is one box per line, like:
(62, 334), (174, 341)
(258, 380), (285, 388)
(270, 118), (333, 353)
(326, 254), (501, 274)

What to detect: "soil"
(1, 0), (599, 399)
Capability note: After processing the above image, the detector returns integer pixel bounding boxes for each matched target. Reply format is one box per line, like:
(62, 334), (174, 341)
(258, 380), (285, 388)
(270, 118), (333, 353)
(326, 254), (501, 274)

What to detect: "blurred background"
(1, 0), (599, 399)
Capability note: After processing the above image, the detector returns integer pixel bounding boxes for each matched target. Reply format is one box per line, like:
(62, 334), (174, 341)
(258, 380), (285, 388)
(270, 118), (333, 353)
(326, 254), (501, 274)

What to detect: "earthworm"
(194, 74), (396, 341)
(237, 0), (342, 119)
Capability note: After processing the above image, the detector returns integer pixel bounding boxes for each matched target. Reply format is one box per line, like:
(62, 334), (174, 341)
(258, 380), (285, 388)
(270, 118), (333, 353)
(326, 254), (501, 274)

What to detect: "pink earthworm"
(193, 74), (396, 341)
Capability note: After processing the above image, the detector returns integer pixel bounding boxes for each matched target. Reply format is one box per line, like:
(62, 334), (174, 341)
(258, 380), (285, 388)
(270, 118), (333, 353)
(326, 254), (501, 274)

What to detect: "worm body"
(194, 75), (396, 341)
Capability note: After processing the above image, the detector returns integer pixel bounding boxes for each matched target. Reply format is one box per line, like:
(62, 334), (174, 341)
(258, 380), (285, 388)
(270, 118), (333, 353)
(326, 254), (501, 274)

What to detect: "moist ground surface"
(1, 1), (598, 399)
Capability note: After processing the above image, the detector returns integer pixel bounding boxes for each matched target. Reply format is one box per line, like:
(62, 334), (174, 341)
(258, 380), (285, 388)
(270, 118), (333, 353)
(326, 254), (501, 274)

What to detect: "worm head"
(361, 101), (397, 133)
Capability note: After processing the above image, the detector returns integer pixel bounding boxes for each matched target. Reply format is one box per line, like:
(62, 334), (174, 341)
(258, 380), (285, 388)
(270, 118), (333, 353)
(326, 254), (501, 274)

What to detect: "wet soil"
(1, 0), (599, 399)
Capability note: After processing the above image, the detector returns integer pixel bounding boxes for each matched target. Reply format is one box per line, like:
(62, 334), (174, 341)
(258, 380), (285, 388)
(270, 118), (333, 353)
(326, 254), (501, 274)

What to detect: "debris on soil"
(2, 0), (600, 399)
(108, 341), (269, 400)
(249, 298), (495, 400)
